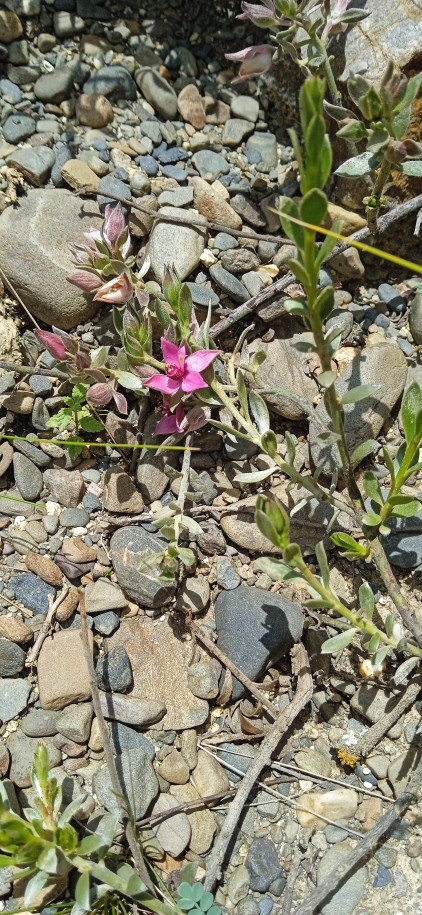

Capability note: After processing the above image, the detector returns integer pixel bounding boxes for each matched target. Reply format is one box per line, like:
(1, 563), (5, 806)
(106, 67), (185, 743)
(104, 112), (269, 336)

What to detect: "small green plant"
(45, 383), (104, 459)
(176, 864), (221, 915)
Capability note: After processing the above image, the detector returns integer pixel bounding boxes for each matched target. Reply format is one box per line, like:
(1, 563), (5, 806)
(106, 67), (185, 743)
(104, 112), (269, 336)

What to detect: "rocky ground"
(0, 0), (422, 913)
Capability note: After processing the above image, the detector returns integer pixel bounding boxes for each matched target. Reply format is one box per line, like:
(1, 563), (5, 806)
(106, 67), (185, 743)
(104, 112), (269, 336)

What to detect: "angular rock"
(98, 692), (166, 728)
(339, 0), (422, 82)
(0, 190), (102, 329)
(147, 205), (207, 283)
(108, 618), (209, 729)
(96, 645), (133, 693)
(38, 629), (93, 710)
(43, 468), (85, 506)
(0, 679), (30, 723)
(246, 838), (284, 893)
(317, 842), (367, 915)
(102, 468), (144, 513)
(189, 176), (242, 230)
(223, 118), (254, 146)
(110, 526), (176, 609)
(84, 578), (127, 614)
(7, 147), (56, 186)
(93, 748), (158, 819)
(61, 159), (100, 193)
(109, 721), (155, 759)
(310, 344), (407, 472)
(7, 730), (61, 788)
(12, 572), (55, 615)
(57, 703), (93, 744)
(247, 329), (318, 420)
(150, 793), (191, 856)
(215, 586), (303, 700)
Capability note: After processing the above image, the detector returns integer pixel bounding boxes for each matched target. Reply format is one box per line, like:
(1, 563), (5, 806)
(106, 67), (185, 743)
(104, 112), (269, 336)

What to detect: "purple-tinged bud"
(385, 139), (408, 163)
(225, 44), (275, 83)
(86, 382), (113, 407)
(35, 330), (67, 361)
(237, 1), (280, 28)
(103, 202), (126, 253)
(67, 271), (103, 293)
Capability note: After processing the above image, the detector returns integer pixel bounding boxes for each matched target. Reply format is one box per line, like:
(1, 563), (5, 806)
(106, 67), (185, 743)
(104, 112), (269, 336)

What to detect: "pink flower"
(102, 203), (130, 258)
(155, 400), (186, 436)
(237, 1), (280, 28)
(145, 338), (221, 395)
(225, 44), (275, 83)
(67, 271), (103, 293)
(35, 330), (68, 360)
(86, 382), (128, 415)
(93, 273), (134, 304)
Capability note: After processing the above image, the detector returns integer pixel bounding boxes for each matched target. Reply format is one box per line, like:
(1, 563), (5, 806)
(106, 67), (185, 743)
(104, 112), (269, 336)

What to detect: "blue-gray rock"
(135, 154), (159, 176)
(83, 65), (137, 100)
(0, 79), (22, 104)
(83, 492), (101, 511)
(218, 741), (257, 782)
(109, 721), (155, 760)
(7, 64), (40, 85)
(245, 133), (278, 171)
(56, 703), (93, 743)
(93, 611), (120, 636)
(11, 572), (55, 615)
(161, 164), (187, 181)
(378, 282), (406, 315)
(29, 375), (53, 397)
(230, 194), (266, 228)
(21, 709), (60, 737)
(223, 118), (254, 146)
(51, 141), (72, 187)
(97, 175), (132, 214)
(374, 865), (391, 887)
(93, 748), (159, 819)
(192, 149), (230, 179)
(215, 586), (303, 699)
(2, 113), (35, 143)
(409, 291), (422, 345)
(0, 679), (30, 724)
(147, 205), (207, 283)
(231, 95), (260, 123)
(34, 66), (74, 103)
(110, 526), (176, 609)
(186, 282), (219, 309)
(216, 556), (241, 590)
(155, 146), (188, 165)
(214, 232), (239, 251)
(141, 120), (162, 145)
(53, 11), (85, 37)
(158, 186), (194, 207)
(60, 507), (89, 528)
(0, 639), (25, 677)
(209, 264), (250, 303)
(13, 453), (43, 501)
(246, 838), (284, 892)
(317, 843), (367, 915)
(6, 147), (56, 186)
(31, 397), (50, 431)
(379, 502), (422, 569)
(135, 67), (178, 119)
(96, 645), (133, 693)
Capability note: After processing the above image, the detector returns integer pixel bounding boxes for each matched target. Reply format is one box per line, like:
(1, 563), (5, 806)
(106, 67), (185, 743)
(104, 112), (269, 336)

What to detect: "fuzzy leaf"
(363, 471), (384, 506)
(318, 370), (337, 388)
(300, 188), (327, 225)
(401, 381), (422, 444)
(334, 151), (379, 177)
(321, 629), (357, 653)
(249, 391), (270, 434)
(341, 384), (379, 405)
(24, 870), (49, 906)
(233, 467), (276, 484)
(393, 656), (419, 686)
(350, 439), (378, 465)
(390, 499), (421, 517)
(279, 197), (305, 250)
(118, 371), (144, 392)
(315, 540), (330, 588)
(362, 511), (381, 527)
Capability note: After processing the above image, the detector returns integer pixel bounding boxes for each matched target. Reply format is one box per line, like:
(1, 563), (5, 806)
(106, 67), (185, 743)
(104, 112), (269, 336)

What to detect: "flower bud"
(35, 330), (68, 361)
(93, 273), (134, 304)
(67, 271), (102, 293)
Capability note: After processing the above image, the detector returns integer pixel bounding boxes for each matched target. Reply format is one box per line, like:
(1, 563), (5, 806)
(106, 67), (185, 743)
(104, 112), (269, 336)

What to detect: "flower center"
(165, 355), (185, 381)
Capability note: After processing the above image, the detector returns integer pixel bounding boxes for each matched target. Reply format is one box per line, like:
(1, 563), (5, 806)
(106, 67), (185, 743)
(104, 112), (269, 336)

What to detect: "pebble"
(190, 175), (242, 229)
(378, 282), (406, 315)
(0, 616), (32, 644)
(3, 113), (36, 143)
(136, 67), (178, 119)
(228, 865), (250, 904)
(186, 282), (220, 309)
(7, 730), (61, 788)
(60, 507), (90, 528)
(93, 611), (120, 636)
(84, 578), (127, 614)
(230, 194), (266, 228)
(192, 149), (230, 179)
(102, 468), (144, 514)
(98, 691), (166, 728)
(231, 95), (259, 123)
(158, 747), (190, 784)
(177, 83), (206, 129)
(97, 175), (132, 213)
(246, 837), (284, 893)
(0, 679), (30, 723)
(214, 231), (239, 251)
(150, 793), (191, 855)
(0, 10), (23, 43)
(38, 629), (93, 710)
(192, 749), (230, 797)
(245, 133), (277, 171)
(209, 263), (250, 302)
(21, 709), (60, 737)
(176, 574), (210, 613)
(158, 186), (193, 207)
(96, 645), (133, 693)
(43, 468), (85, 507)
(409, 291), (422, 344)
(109, 721), (155, 759)
(148, 205), (207, 282)
(34, 67), (73, 104)
(7, 147), (56, 186)
(223, 118), (254, 147)
(57, 703), (93, 744)
(0, 638), (26, 677)
(317, 842), (367, 915)
(110, 526), (176, 609)
(75, 92), (114, 128)
(296, 788), (358, 829)
(93, 748), (158, 819)
(83, 65), (137, 101)
(187, 661), (219, 699)
(11, 572), (55, 615)
(216, 556), (241, 590)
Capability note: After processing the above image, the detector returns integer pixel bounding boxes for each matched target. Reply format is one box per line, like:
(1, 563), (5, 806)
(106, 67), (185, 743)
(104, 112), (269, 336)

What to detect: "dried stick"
(185, 616), (279, 717)
(25, 586), (69, 666)
(292, 750), (422, 915)
(203, 643), (313, 891)
(281, 847), (303, 915)
(339, 673), (422, 759)
(78, 591), (154, 893)
(0, 360), (69, 380)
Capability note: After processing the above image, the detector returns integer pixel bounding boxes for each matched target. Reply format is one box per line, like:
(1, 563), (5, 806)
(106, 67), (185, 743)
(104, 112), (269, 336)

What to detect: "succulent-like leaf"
(320, 629), (357, 653)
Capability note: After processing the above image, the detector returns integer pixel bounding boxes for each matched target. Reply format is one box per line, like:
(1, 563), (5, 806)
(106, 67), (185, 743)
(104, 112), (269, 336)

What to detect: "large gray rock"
(247, 326), (318, 420)
(309, 344), (407, 473)
(215, 585), (303, 699)
(109, 526), (176, 609)
(147, 206), (207, 283)
(0, 190), (102, 329)
(317, 842), (367, 915)
(338, 0), (422, 83)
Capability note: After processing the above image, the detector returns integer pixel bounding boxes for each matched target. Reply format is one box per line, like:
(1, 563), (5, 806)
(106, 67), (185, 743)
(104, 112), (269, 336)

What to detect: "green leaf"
(363, 471), (384, 506)
(315, 285), (335, 322)
(155, 297), (171, 330)
(283, 297), (308, 316)
(233, 467), (276, 484)
(279, 197), (305, 250)
(75, 872), (91, 910)
(78, 834), (106, 855)
(200, 893), (216, 911)
(315, 219), (343, 269)
(316, 431), (342, 446)
(118, 371), (144, 392)
(321, 629), (357, 653)
(315, 540), (330, 588)
(261, 429), (278, 458)
(350, 438), (378, 465)
(390, 499), (421, 517)
(401, 381), (422, 444)
(318, 370), (337, 388)
(79, 415), (103, 433)
(58, 797), (84, 827)
(256, 557), (296, 581)
(178, 901), (196, 911)
(371, 645), (391, 669)
(362, 512), (381, 527)
(285, 430), (296, 464)
(303, 598), (333, 609)
(384, 613), (395, 638)
(37, 844), (60, 874)
(286, 258), (310, 288)
(334, 151), (379, 178)
(179, 863), (199, 885)
(331, 532), (368, 555)
(394, 656), (419, 686)
(236, 369), (250, 420)
(294, 341), (317, 353)
(284, 542), (302, 564)
(367, 632), (381, 653)
(300, 188), (327, 225)
(382, 446), (395, 481)
(177, 547), (196, 566)
(207, 907), (222, 915)
(255, 495), (290, 550)
(392, 72), (422, 113)
(341, 384), (379, 405)
(178, 883), (196, 900)
(24, 870), (48, 906)
(359, 581), (375, 617)
(249, 391), (270, 434)
(196, 388), (223, 406)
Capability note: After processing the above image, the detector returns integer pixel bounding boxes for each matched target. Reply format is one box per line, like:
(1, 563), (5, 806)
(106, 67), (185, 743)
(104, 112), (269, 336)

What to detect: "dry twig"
(25, 586), (69, 666)
(203, 642), (313, 892)
(341, 673), (422, 759)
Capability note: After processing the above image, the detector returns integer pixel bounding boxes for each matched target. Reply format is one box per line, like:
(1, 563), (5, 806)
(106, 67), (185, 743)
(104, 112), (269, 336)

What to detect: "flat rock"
(38, 629), (93, 710)
(317, 841), (367, 915)
(215, 585), (303, 699)
(338, 0), (422, 82)
(84, 578), (127, 614)
(147, 205), (207, 283)
(21, 708), (60, 737)
(310, 344), (408, 472)
(108, 618), (209, 729)
(151, 793), (191, 856)
(191, 149), (230, 180)
(247, 329), (318, 420)
(0, 639), (25, 677)
(12, 572), (55, 615)
(61, 159), (100, 193)
(110, 526), (176, 609)
(297, 788), (359, 830)
(7, 147), (56, 186)
(350, 684), (403, 724)
(223, 118), (254, 146)
(170, 782), (217, 853)
(98, 691), (166, 727)
(83, 65), (137, 100)
(13, 452), (43, 501)
(43, 468), (85, 506)
(34, 66), (73, 103)
(189, 176), (242, 230)
(192, 748), (230, 797)
(178, 83), (206, 129)
(246, 837), (284, 893)
(102, 468), (144, 513)
(209, 263), (250, 302)
(7, 730), (61, 788)
(93, 748), (158, 819)
(231, 95), (259, 123)
(0, 678), (30, 723)
(0, 190), (102, 329)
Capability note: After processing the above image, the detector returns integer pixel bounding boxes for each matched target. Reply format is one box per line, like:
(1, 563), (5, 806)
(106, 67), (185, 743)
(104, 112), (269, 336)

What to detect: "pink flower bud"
(67, 271), (103, 293)
(86, 382), (113, 407)
(225, 44), (275, 83)
(93, 273), (134, 304)
(35, 330), (68, 361)
(103, 203), (126, 252)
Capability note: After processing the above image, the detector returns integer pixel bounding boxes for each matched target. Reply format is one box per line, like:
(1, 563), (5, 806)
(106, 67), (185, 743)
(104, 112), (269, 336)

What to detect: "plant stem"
(366, 155), (391, 232)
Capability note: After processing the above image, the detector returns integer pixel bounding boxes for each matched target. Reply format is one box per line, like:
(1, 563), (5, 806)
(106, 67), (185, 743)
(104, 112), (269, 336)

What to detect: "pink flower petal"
(155, 413), (180, 435)
(113, 391), (128, 415)
(186, 349), (221, 372)
(161, 337), (185, 365)
(67, 271), (102, 292)
(93, 273), (133, 304)
(144, 374), (181, 394)
(181, 370), (208, 393)
(103, 202), (126, 251)
(35, 330), (67, 361)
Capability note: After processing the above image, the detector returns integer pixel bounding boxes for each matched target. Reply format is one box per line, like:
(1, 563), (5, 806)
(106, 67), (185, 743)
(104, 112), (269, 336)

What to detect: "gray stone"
(339, 0), (422, 83)
(53, 11), (85, 37)
(187, 662), (219, 699)
(0, 679), (30, 724)
(223, 118), (254, 147)
(387, 747), (422, 797)
(216, 556), (241, 590)
(317, 842), (367, 915)
(93, 611), (120, 636)
(7, 147), (56, 186)
(0, 79), (23, 104)
(209, 264), (250, 303)
(84, 579), (128, 614)
(29, 375), (53, 397)
(98, 691), (166, 728)
(214, 232), (239, 251)
(215, 585), (303, 699)
(110, 526), (176, 609)
(186, 282), (219, 309)
(191, 149), (230, 179)
(2, 113), (35, 143)
(230, 194), (266, 228)
(242, 270), (264, 297)
(96, 645), (133, 693)
(221, 248), (260, 274)
(57, 703), (93, 743)
(409, 292), (422, 345)
(218, 741), (257, 782)
(109, 721), (155, 760)
(34, 66), (73, 103)
(0, 639), (25, 677)
(175, 574), (210, 613)
(150, 793), (191, 856)
(158, 186), (194, 207)
(326, 309), (354, 341)
(7, 64), (40, 85)
(135, 412), (178, 503)
(310, 344), (408, 472)
(7, 730), (61, 788)
(350, 684), (403, 724)
(11, 572), (55, 615)
(83, 65), (137, 100)
(245, 133), (277, 171)
(97, 175), (132, 214)
(21, 709), (60, 737)
(231, 95), (259, 123)
(135, 67), (178, 119)
(246, 837), (284, 892)
(130, 170), (152, 197)
(0, 189), (102, 329)
(13, 453), (43, 501)
(147, 206), (207, 283)
(43, 467), (85, 507)
(247, 329), (318, 420)
(60, 507), (89, 528)
(93, 748), (159, 819)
